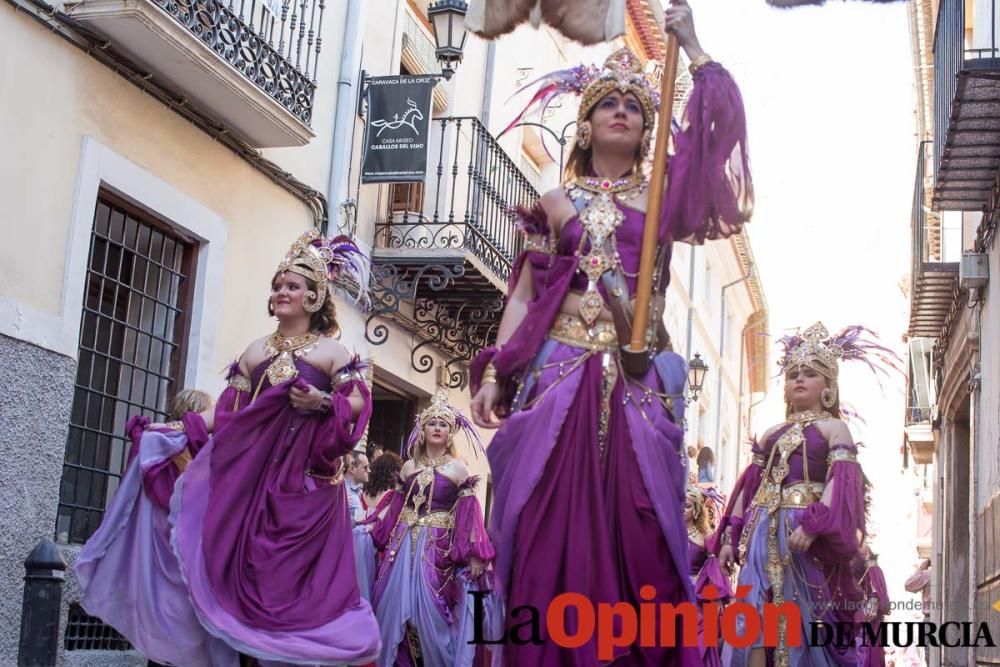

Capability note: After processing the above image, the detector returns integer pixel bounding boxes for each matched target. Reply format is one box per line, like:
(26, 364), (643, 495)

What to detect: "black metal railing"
(156, 0), (324, 124)
(933, 0), (964, 181)
(912, 140), (934, 283)
(373, 116), (539, 283)
(933, 0), (1000, 172)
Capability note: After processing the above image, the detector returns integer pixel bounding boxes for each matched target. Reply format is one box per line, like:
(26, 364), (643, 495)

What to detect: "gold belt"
(400, 509), (454, 530)
(548, 313), (618, 352)
(780, 481), (824, 509)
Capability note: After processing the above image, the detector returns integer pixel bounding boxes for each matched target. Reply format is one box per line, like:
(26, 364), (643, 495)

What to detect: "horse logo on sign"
(371, 98), (425, 137)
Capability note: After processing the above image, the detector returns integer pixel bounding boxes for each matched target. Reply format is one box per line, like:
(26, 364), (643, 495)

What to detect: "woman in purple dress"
(686, 486), (731, 667)
(468, 4), (752, 664)
(717, 322), (896, 667)
(369, 391), (495, 666)
(79, 229), (379, 666)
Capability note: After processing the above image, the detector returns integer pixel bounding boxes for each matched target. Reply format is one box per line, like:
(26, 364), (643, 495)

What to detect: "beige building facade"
(907, 0), (1000, 665)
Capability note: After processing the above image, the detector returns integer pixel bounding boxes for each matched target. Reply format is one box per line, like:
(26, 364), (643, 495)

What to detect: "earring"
(576, 120), (592, 150)
(821, 387), (837, 409)
(267, 298), (275, 317)
(302, 290), (323, 313)
(639, 127), (652, 160)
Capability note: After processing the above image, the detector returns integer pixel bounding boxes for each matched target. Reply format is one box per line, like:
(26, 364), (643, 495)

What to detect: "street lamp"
(688, 353), (708, 403)
(427, 0), (469, 80)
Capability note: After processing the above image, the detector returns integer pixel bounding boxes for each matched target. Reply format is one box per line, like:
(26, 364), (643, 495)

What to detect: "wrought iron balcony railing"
(910, 141), (959, 339)
(70, 0), (323, 145)
(933, 0), (1000, 209)
(156, 0), (323, 125)
(367, 116), (539, 385)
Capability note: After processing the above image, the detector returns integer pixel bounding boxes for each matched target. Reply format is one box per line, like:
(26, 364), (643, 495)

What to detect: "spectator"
(344, 449), (370, 525)
(364, 452), (403, 511)
(696, 446), (715, 484)
(905, 558), (932, 666)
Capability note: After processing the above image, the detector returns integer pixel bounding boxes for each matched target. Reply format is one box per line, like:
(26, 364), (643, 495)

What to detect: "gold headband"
(578, 48), (658, 127)
(276, 230), (332, 313)
(418, 389), (457, 431)
(780, 322), (843, 380)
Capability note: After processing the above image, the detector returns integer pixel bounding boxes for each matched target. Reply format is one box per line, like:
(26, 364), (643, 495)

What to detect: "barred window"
(64, 603), (131, 651)
(56, 193), (194, 544)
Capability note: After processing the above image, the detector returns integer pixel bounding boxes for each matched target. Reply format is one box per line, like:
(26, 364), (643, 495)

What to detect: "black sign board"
(361, 75), (436, 183)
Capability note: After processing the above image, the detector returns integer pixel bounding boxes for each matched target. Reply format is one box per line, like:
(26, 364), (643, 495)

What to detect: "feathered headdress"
(502, 47), (660, 139)
(776, 322), (900, 382)
(406, 388), (485, 458)
(276, 229), (373, 312)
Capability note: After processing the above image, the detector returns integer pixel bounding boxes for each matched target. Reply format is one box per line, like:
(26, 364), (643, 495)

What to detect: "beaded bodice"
(402, 468), (460, 518)
(557, 201), (672, 298)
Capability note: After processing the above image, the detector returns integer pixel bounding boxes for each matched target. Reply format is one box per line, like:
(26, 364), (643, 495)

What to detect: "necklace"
(787, 410), (831, 425)
(419, 454), (452, 468)
(566, 174), (649, 325)
(573, 173), (647, 200)
(687, 525), (704, 542)
(262, 329), (319, 386)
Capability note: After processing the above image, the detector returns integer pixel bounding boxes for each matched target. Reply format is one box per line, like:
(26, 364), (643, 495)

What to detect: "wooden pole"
(627, 34), (680, 359)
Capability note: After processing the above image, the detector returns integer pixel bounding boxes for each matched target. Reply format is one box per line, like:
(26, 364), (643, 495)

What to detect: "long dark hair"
(696, 446), (715, 467)
(267, 271), (340, 336)
(364, 452), (403, 498)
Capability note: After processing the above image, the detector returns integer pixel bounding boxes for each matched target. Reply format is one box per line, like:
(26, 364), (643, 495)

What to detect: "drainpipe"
(684, 247), (698, 361)
(327, 0), (366, 235)
(714, 262), (753, 485)
(480, 42), (497, 131)
(734, 311), (764, 468)
(684, 247), (698, 447)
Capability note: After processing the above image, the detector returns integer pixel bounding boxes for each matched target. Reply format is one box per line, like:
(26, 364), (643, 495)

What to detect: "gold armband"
(827, 448), (858, 465)
(688, 54), (713, 75)
(481, 362), (498, 385)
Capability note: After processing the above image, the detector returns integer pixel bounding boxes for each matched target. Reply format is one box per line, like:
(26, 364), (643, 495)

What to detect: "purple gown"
(687, 537), (731, 667)
(469, 63), (752, 666)
(370, 469), (496, 667)
(719, 422), (868, 667)
(171, 357), (380, 665)
(75, 415), (238, 666)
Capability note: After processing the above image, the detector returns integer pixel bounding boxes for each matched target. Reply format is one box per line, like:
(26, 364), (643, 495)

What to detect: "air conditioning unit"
(960, 252), (989, 289)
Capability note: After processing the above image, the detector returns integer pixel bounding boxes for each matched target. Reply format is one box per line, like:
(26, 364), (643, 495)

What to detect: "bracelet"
(720, 527), (733, 546)
(481, 362), (498, 385)
(688, 54), (713, 75)
(317, 391), (333, 413)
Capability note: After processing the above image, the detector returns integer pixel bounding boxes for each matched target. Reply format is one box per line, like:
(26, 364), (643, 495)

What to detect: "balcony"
(904, 338), (937, 465)
(68, 0), (321, 146)
(933, 0), (1000, 209)
(366, 117), (538, 387)
(910, 141), (960, 339)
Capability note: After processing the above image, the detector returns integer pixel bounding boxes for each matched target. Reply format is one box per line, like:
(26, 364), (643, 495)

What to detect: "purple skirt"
(487, 339), (700, 666)
(171, 438), (381, 665)
(75, 429), (238, 666)
(727, 505), (859, 667)
(372, 525), (497, 667)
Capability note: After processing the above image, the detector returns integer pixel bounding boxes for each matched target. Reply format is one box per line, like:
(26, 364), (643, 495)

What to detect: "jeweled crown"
(418, 388), (458, 430)
(780, 322), (844, 379)
(275, 229), (372, 311)
(578, 48), (659, 126)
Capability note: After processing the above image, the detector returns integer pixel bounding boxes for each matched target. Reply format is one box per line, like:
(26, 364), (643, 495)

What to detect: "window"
(369, 382), (418, 456)
(387, 61), (426, 221)
(56, 193), (194, 544)
(64, 603), (131, 651)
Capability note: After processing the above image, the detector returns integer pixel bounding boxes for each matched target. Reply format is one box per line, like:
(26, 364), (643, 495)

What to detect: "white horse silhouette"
(371, 98), (425, 137)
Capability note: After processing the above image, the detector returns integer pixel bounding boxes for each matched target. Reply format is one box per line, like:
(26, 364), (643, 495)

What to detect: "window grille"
(56, 194), (192, 544)
(64, 603), (131, 651)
